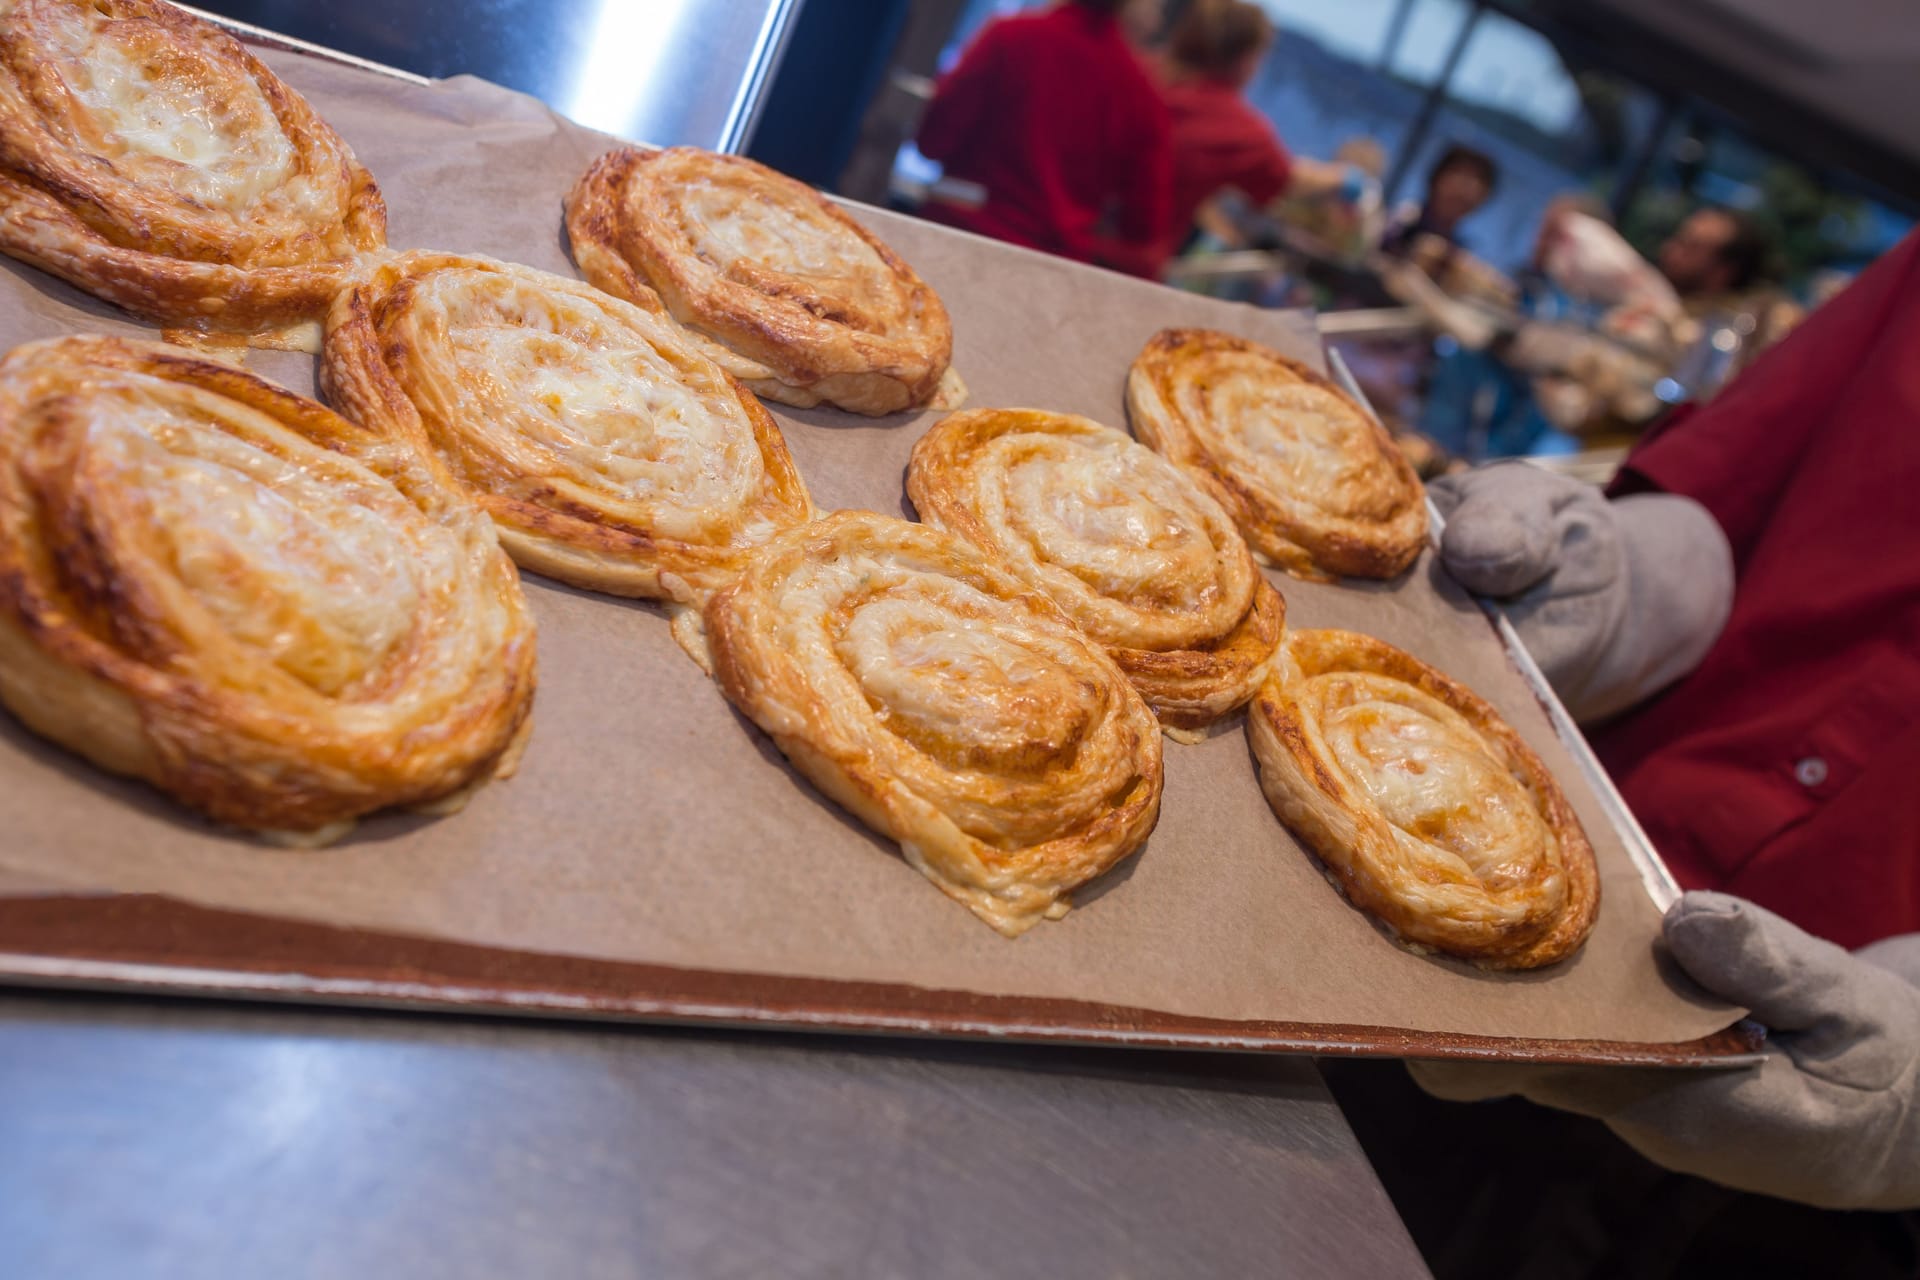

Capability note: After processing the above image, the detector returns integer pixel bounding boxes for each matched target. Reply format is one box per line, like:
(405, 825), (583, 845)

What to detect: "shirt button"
(1794, 756), (1829, 787)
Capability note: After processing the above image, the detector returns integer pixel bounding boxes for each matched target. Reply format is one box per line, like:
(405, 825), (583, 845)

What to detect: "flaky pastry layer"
(706, 510), (1163, 936)
(0, 0), (385, 337)
(0, 335), (536, 839)
(566, 146), (953, 416)
(1127, 329), (1427, 580)
(1247, 629), (1598, 969)
(907, 407), (1284, 730)
(321, 250), (813, 604)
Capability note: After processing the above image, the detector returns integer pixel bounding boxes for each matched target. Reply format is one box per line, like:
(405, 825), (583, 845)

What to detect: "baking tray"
(0, 14), (1757, 1065)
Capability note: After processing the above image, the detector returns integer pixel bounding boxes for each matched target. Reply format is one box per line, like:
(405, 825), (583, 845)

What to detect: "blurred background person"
(1391, 200), (1797, 457)
(1380, 143), (1500, 267)
(915, 0), (1172, 278)
(1146, 0), (1376, 277)
(1658, 205), (1770, 302)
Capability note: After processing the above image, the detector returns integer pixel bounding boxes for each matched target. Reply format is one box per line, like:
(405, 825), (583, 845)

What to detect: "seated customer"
(914, 0), (1172, 279)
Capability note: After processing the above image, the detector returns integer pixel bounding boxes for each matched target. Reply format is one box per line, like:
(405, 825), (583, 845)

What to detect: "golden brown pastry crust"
(706, 509), (1163, 936)
(0, 334), (536, 839)
(565, 146), (952, 416)
(906, 407), (1284, 730)
(0, 0), (385, 338)
(321, 250), (813, 604)
(1126, 329), (1427, 581)
(1247, 629), (1598, 969)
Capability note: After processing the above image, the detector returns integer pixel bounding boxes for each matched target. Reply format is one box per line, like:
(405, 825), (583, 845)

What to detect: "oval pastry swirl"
(907, 408), (1284, 731)
(0, 335), (536, 839)
(706, 510), (1164, 936)
(1247, 629), (1598, 969)
(321, 251), (813, 604)
(1127, 329), (1427, 581)
(566, 146), (953, 416)
(0, 0), (385, 338)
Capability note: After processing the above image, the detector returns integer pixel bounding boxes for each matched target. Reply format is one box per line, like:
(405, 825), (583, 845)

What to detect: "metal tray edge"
(0, 950), (1766, 1068)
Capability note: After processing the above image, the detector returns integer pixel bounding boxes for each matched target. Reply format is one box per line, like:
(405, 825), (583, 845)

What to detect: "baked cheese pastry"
(0, 335), (535, 841)
(321, 251), (813, 605)
(1127, 329), (1427, 580)
(566, 146), (954, 416)
(907, 408), (1284, 731)
(706, 510), (1163, 936)
(0, 0), (386, 343)
(1247, 629), (1598, 968)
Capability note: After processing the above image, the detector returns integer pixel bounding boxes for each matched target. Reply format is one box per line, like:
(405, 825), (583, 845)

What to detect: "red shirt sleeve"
(1237, 132), (1292, 207)
(916, 20), (1009, 163)
(1611, 231), (1920, 565)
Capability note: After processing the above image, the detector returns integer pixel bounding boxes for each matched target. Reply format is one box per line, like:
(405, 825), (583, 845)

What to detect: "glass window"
(1384, 0), (1474, 87)
(1243, 2), (1433, 161)
(1386, 12), (1663, 269)
(1440, 11), (1579, 134)
(1252, 0), (1401, 64)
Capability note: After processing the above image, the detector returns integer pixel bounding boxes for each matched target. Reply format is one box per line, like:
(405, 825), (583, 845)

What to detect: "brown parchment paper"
(0, 45), (1739, 1048)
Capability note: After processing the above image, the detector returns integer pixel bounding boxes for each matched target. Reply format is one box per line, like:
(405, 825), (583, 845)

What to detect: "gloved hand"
(1428, 462), (1733, 723)
(1411, 892), (1920, 1211)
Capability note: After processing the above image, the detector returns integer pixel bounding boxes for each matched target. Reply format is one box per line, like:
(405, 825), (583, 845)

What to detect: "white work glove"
(1428, 462), (1733, 723)
(1412, 892), (1920, 1211)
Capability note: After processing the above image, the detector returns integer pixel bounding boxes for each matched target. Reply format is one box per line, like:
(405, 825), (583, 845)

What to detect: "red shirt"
(916, 5), (1172, 278)
(1594, 230), (1920, 947)
(1152, 75), (1293, 273)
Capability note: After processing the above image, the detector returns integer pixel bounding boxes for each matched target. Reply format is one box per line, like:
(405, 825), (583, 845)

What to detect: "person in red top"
(1147, 0), (1368, 275)
(1302, 233), (1920, 1279)
(915, 0), (1172, 278)
(1434, 228), (1920, 950)
(1375, 231), (1920, 1246)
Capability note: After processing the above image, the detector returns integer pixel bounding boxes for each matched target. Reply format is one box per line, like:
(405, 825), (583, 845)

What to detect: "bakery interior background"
(188, 0), (1916, 481)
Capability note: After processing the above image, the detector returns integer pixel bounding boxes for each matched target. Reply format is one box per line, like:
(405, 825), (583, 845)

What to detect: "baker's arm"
(1412, 892), (1920, 1211)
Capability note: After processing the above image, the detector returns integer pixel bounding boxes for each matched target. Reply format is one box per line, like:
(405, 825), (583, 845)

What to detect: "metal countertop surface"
(0, 991), (1430, 1279)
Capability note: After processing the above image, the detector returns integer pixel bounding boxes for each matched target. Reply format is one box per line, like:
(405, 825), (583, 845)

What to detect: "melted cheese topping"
(39, 369), (492, 706)
(1175, 359), (1402, 522)
(400, 267), (777, 545)
(6, 1), (357, 260)
(972, 425), (1252, 651)
(660, 153), (914, 338)
(761, 530), (1151, 851)
(93, 396), (415, 695)
(60, 31), (295, 212)
(838, 592), (1098, 778)
(1310, 671), (1560, 908)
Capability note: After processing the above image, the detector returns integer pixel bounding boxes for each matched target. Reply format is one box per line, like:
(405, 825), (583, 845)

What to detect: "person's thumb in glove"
(1428, 463), (1732, 723)
(1427, 460), (1565, 597)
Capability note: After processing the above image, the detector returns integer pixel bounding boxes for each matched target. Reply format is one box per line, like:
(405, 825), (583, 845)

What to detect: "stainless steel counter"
(0, 992), (1431, 1279)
